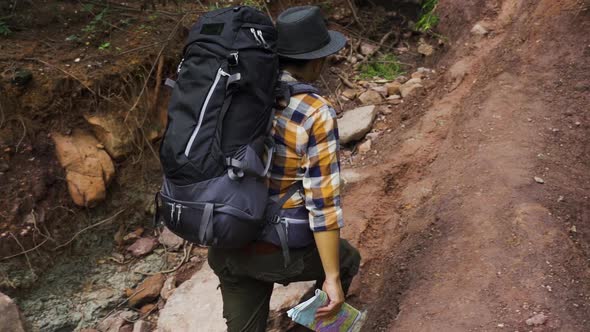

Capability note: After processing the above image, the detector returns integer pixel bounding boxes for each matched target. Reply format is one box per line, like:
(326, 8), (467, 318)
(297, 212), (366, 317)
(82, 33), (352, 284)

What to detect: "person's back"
(208, 6), (361, 331)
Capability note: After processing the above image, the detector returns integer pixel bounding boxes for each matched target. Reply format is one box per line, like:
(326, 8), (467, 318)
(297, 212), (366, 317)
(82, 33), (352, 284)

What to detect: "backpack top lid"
(185, 6), (276, 51)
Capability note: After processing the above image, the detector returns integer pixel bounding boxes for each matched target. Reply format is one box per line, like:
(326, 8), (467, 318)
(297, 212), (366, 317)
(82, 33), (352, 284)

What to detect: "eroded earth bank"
(1, 0), (589, 331)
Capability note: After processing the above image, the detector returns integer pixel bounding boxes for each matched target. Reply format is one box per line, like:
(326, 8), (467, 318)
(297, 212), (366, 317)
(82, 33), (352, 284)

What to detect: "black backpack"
(155, 6), (317, 260)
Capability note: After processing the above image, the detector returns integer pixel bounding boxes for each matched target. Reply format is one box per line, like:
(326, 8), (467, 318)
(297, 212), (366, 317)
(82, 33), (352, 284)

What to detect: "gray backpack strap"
(268, 184), (303, 267)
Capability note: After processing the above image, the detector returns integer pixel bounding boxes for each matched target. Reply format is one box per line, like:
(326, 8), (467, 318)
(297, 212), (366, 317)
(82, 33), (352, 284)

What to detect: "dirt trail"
(341, 0), (590, 330)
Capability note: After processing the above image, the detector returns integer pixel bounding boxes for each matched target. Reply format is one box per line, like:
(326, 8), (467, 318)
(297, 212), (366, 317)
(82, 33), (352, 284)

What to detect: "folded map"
(287, 289), (365, 332)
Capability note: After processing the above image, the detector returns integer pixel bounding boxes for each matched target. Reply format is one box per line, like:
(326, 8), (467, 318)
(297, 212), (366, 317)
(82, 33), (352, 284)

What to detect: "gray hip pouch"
(259, 208), (314, 248)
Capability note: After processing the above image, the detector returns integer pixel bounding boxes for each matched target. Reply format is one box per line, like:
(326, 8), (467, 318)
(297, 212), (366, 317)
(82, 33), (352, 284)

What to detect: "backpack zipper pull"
(176, 203), (182, 223)
(176, 58), (185, 74)
(250, 28), (262, 45)
(257, 30), (268, 48)
(169, 203), (175, 222)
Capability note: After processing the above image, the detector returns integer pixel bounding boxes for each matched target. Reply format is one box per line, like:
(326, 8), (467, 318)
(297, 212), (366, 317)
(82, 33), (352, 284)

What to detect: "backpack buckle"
(229, 52), (239, 66)
(270, 215), (282, 224)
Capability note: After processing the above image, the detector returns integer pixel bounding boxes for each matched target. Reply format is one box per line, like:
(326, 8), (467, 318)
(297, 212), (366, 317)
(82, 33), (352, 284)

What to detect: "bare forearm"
(313, 229), (341, 281)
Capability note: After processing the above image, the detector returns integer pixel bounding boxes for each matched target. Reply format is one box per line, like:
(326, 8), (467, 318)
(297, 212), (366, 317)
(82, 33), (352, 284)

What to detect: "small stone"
(371, 85), (388, 96)
(133, 320), (151, 332)
(411, 71), (425, 79)
(557, 195), (564, 202)
(119, 325), (133, 332)
(360, 42), (377, 56)
(534, 177), (545, 184)
(127, 237), (158, 257)
(357, 139), (372, 154)
(405, 77), (422, 85)
(138, 303), (157, 316)
(74, 57), (81, 62)
(385, 82), (402, 96)
(525, 313), (548, 326)
(96, 143), (105, 149)
(97, 310), (137, 332)
(497, 323), (504, 328)
(366, 132), (380, 140)
(358, 90), (383, 105)
(160, 276), (176, 300)
(569, 225), (577, 233)
(341, 89), (358, 100)
(575, 121), (581, 126)
(341, 168), (370, 185)
(471, 23), (489, 36)
(158, 227), (184, 251)
(128, 273), (166, 308)
(395, 75), (409, 84)
(400, 82), (425, 98)
(417, 39), (434, 56)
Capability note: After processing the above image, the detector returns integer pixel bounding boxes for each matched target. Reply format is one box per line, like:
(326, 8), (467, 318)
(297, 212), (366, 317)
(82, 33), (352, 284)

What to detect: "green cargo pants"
(208, 239), (361, 332)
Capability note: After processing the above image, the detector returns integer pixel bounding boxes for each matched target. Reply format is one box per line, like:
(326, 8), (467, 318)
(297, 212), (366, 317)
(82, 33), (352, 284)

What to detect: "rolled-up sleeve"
(302, 104), (344, 232)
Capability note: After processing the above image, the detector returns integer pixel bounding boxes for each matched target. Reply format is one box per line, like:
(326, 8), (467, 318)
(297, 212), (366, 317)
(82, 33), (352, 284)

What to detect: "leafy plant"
(241, 0), (265, 9)
(98, 42), (111, 50)
(359, 54), (404, 80)
(0, 20), (11, 36)
(415, 0), (439, 33)
(82, 7), (109, 35)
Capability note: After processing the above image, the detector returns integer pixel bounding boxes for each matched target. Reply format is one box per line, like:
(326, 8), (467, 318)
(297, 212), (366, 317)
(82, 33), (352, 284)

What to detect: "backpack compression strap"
(267, 183), (303, 267)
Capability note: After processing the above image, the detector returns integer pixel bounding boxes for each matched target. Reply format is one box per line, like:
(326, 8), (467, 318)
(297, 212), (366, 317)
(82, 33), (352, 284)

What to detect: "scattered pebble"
(557, 195), (564, 202)
(74, 57), (81, 63)
(534, 176), (545, 184)
(525, 313), (548, 326)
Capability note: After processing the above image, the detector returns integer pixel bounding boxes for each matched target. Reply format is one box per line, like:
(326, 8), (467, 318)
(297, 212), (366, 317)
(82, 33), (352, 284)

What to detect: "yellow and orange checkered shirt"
(268, 71), (344, 232)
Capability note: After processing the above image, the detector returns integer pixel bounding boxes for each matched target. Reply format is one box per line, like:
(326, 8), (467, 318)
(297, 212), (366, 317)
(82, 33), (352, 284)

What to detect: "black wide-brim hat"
(276, 6), (347, 60)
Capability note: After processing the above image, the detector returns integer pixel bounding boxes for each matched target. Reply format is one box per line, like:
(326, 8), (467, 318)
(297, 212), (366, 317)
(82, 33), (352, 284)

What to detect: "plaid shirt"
(268, 71), (344, 232)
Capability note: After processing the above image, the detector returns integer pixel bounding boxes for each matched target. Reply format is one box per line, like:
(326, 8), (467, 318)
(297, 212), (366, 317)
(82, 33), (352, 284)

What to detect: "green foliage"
(98, 42), (111, 50)
(241, 0), (265, 9)
(415, 0), (439, 33)
(82, 6), (109, 35)
(359, 54), (404, 80)
(0, 20), (11, 36)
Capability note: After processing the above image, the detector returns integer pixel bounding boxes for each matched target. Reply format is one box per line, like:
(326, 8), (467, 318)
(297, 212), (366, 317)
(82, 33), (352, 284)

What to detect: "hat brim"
(278, 30), (347, 60)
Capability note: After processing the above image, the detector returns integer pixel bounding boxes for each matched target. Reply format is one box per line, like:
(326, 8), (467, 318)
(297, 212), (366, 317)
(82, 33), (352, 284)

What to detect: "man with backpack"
(157, 4), (360, 331)
(206, 6), (361, 331)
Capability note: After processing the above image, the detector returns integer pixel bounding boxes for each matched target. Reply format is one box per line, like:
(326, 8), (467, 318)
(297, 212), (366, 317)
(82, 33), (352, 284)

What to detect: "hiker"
(207, 6), (361, 331)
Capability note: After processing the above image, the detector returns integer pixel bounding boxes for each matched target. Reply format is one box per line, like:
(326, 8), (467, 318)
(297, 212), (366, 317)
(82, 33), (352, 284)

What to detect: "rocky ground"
(1, 0), (590, 331)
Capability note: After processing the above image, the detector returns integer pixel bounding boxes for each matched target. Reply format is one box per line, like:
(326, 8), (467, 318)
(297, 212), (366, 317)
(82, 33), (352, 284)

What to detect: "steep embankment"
(339, 0), (590, 330)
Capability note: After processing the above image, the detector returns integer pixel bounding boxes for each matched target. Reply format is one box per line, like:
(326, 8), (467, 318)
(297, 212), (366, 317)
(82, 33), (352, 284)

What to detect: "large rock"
(358, 90), (383, 105)
(0, 292), (25, 332)
(337, 105), (378, 144)
(85, 113), (135, 160)
(52, 130), (115, 207)
(157, 263), (315, 332)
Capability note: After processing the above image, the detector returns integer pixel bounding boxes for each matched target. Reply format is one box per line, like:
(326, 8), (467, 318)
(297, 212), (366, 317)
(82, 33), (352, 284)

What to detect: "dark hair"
(279, 56), (311, 69)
